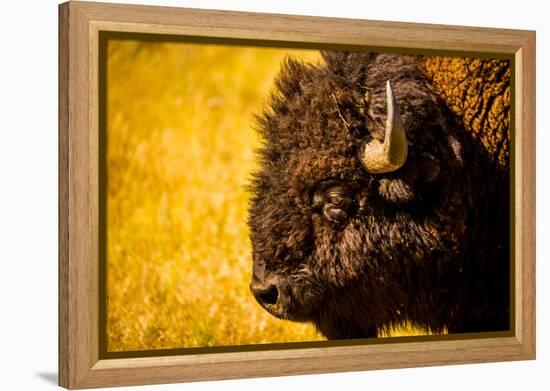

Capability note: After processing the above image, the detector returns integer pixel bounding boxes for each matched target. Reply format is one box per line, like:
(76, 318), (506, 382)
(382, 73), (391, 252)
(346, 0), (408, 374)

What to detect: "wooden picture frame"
(59, 1), (536, 389)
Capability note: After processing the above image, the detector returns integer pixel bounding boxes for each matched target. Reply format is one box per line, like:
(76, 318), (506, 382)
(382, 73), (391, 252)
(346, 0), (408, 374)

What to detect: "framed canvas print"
(58, 1), (536, 389)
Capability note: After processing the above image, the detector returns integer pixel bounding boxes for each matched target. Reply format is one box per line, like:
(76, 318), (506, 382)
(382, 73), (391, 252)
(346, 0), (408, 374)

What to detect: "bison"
(248, 51), (510, 339)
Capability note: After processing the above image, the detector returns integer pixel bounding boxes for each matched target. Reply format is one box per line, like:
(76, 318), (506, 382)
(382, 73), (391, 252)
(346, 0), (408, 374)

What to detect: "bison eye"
(321, 189), (354, 223)
(326, 191), (344, 206)
(323, 205), (349, 223)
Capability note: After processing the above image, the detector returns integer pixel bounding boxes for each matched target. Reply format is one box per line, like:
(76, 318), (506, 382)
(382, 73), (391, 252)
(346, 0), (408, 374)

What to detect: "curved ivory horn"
(360, 80), (408, 174)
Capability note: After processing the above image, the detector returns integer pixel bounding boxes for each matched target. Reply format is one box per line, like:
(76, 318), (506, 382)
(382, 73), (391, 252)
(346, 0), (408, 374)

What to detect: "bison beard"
(248, 51), (510, 339)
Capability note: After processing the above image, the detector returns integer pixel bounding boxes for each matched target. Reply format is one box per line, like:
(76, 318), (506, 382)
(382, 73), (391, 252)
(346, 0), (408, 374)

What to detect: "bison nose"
(250, 281), (279, 306)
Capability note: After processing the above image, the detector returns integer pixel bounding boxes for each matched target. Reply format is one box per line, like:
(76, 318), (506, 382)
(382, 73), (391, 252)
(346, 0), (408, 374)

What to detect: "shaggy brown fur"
(248, 51), (510, 339)
(422, 56), (510, 167)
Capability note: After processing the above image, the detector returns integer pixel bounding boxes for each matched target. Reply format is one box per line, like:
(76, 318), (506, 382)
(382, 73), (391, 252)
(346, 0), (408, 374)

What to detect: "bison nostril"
(258, 285), (279, 305)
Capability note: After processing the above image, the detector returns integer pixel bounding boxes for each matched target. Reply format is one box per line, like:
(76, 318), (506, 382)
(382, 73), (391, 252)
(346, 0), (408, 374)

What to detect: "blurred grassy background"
(106, 40), (432, 352)
(106, 40), (326, 351)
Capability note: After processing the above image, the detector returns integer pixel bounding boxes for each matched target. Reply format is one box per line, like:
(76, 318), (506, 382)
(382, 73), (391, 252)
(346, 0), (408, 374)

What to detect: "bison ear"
(417, 156), (440, 183)
(377, 156), (440, 204)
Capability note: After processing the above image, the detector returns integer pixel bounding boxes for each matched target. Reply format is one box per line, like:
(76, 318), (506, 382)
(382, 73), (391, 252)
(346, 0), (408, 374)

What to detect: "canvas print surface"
(104, 38), (510, 353)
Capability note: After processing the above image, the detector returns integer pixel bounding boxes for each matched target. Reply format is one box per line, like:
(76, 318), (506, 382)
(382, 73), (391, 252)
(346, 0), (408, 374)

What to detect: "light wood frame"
(59, 1), (536, 389)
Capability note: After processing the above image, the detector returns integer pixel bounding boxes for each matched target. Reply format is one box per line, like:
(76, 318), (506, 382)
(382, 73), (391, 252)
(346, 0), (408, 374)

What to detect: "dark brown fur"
(248, 52), (510, 339)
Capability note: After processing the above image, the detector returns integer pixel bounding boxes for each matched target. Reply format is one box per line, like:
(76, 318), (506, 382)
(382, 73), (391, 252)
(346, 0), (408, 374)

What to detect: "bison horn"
(360, 80), (408, 174)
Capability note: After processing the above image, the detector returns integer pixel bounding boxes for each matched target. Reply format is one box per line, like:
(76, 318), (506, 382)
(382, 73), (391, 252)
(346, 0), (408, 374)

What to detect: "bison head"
(248, 52), (470, 338)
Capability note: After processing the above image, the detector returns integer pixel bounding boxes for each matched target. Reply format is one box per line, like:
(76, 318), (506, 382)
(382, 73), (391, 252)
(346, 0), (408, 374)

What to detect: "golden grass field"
(106, 40), (429, 352)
